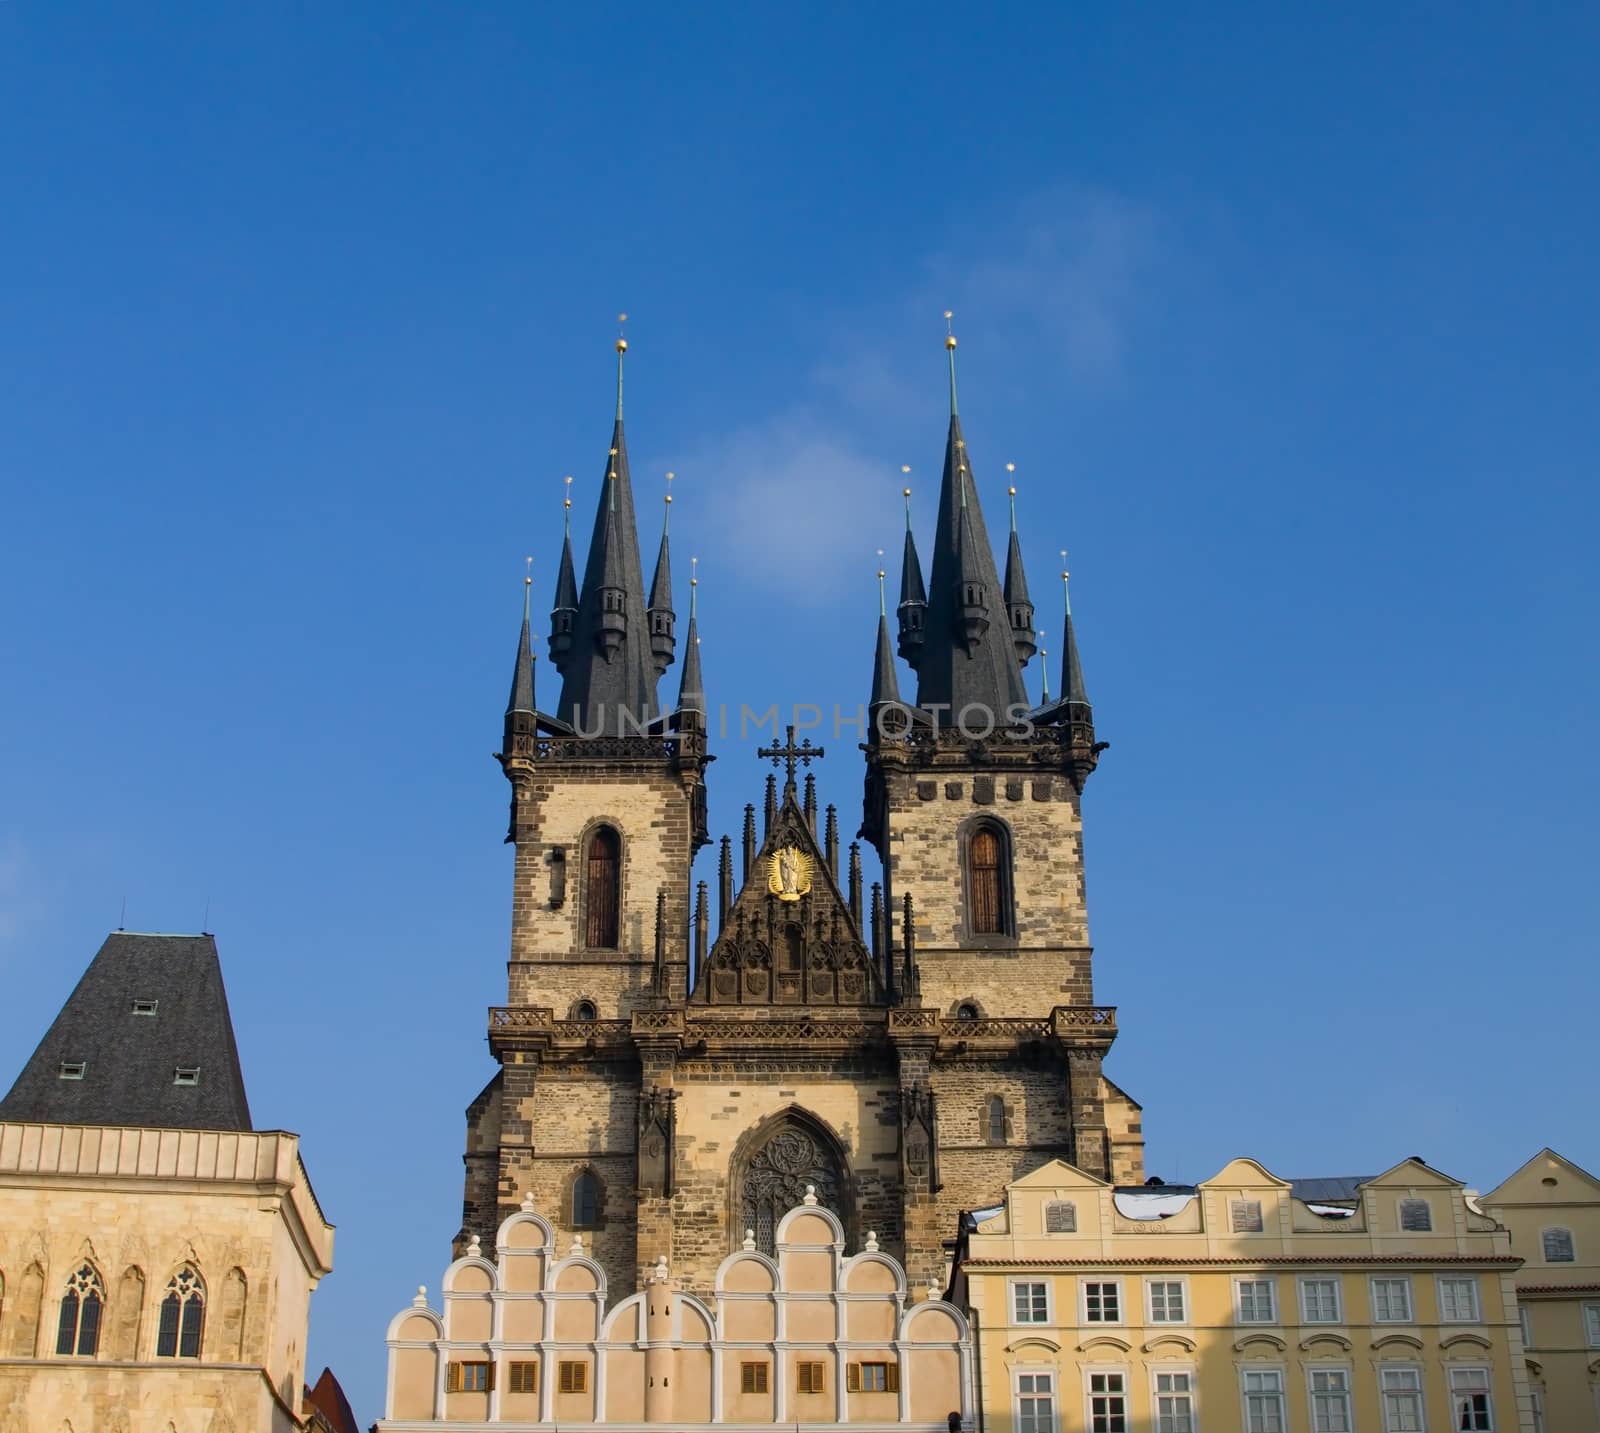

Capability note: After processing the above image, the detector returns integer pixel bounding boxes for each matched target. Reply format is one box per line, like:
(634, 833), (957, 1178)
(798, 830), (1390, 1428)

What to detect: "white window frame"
(1013, 1368), (1058, 1433)
(1083, 1365), (1129, 1433)
(1299, 1276), (1343, 1324)
(1448, 1365), (1493, 1431)
(1010, 1278), (1052, 1326)
(1529, 1385), (1544, 1433)
(1082, 1279), (1123, 1325)
(1583, 1300), (1600, 1348)
(1240, 1366), (1287, 1433)
(1397, 1197), (1433, 1232)
(1518, 1304), (1533, 1349)
(1379, 1364), (1427, 1432)
(1235, 1276), (1278, 1324)
(1306, 1364), (1354, 1433)
(58, 1061), (86, 1080)
(1370, 1275), (1413, 1323)
(1437, 1275), (1480, 1323)
(1146, 1277), (1189, 1324)
(1150, 1366), (1196, 1433)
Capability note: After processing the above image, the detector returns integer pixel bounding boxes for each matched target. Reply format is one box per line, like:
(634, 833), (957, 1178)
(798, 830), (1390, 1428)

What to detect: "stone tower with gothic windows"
(462, 330), (1142, 1300)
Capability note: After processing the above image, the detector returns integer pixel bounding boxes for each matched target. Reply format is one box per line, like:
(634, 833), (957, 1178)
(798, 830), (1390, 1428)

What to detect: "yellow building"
(1482, 1148), (1600, 1431)
(0, 932), (337, 1432)
(380, 1189), (971, 1429)
(951, 1156), (1532, 1433)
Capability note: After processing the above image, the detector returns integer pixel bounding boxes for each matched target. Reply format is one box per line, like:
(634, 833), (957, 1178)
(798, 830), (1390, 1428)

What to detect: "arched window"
(572, 999), (598, 1022)
(955, 1002), (979, 1021)
(967, 824), (1009, 936)
(584, 827), (620, 949)
(1542, 1227), (1575, 1263)
(780, 924), (804, 972)
(986, 1096), (1009, 1145)
(54, 1265), (104, 1356)
(155, 1267), (205, 1358)
(736, 1114), (848, 1257)
(571, 1170), (600, 1229)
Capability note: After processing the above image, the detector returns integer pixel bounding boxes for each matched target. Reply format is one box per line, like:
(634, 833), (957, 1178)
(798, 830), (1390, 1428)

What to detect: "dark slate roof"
(648, 522), (673, 617)
(899, 522), (927, 608)
(1003, 521), (1031, 612)
(0, 932), (252, 1131)
(506, 584), (536, 716)
(677, 612), (705, 714)
(1289, 1175), (1376, 1203)
(870, 611), (901, 709)
(555, 417), (662, 735)
(1061, 587), (1090, 707)
(914, 416), (1030, 718)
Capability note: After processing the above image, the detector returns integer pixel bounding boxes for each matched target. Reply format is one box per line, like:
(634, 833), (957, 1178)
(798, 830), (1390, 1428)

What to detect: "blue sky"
(2, 3), (1596, 1422)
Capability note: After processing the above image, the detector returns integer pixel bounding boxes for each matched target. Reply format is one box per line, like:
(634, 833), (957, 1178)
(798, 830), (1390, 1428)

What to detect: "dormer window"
(131, 999), (158, 1016)
(173, 1066), (201, 1086)
(58, 1061), (86, 1080)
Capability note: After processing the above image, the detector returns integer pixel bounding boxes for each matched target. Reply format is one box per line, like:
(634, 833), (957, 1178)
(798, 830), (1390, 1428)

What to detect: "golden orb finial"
(944, 309), (957, 350)
(615, 312), (628, 353)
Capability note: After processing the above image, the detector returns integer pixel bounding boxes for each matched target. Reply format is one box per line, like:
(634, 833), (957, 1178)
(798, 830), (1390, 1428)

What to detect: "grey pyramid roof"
(0, 932), (252, 1131)
(1003, 523), (1031, 611)
(916, 416), (1028, 717)
(648, 523), (673, 617)
(506, 586), (536, 716)
(899, 523), (927, 608)
(1061, 587), (1090, 707)
(870, 612), (901, 709)
(552, 529), (579, 612)
(555, 417), (662, 735)
(678, 613), (705, 714)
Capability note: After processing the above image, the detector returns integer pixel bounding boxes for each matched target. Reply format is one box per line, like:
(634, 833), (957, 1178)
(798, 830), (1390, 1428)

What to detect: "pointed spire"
(647, 474), (677, 677)
(506, 561), (537, 718)
(945, 310), (959, 416)
(1060, 556), (1090, 709)
(913, 317), (1029, 722)
(896, 471), (929, 669)
(694, 880), (709, 976)
(742, 803), (757, 882)
(549, 479), (579, 672)
(652, 887), (668, 999)
(615, 312), (627, 419)
(1003, 465), (1037, 665)
(871, 564), (903, 714)
(764, 773), (778, 833)
(847, 842), (863, 927)
(718, 835), (733, 929)
(556, 334), (661, 736)
(676, 556), (704, 719)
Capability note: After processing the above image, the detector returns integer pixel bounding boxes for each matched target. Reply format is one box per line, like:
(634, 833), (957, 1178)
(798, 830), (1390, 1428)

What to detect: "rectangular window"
(1148, 1280), (1186, 1323)
(1301, 1277), (1342, 1323)
(173, 1066), (201, 1086)
(1237, 1278), (1277, 1323)
(796, 1360), (825, 1393)
(1449, 1367), (1493, 1431)
(1520, 1305), (1533, 1348)
(446, 1362), (491, 1393)
(1398, 1198), (1433, 1231)
(131, 999), (158, 1015)
(1584, 1301), (1600, 1347)
(1231, 1198), (1265, 1232)
(1380, 1367), (1424, 1432)
(1242, 1369), (1285, 1433)
(1017, 1372), (1055, 1433)
(1309, 1368), (1353, 1433)
(1087, 1371), (1127, 1433)
(58, 1061), (86, 1080)
(847, 1361), (897, 1393)
(508, 1361), (537, 1394)
(1371, 1277), (1413, 1322)
(740, 1361), (769, 1394)
(1084, 1281), (1121, 1323)
(1529, 1388), (1544, 1433)
(1154, 1370), (1194, 1433)
(1012, 1281), (1050, 1323)
(1439, 1276), (1480, 1323)
(558, 1360), (588, 1394)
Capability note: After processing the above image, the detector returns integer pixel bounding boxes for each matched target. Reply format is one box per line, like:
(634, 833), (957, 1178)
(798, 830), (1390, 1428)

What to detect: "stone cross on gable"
(757, 725), (826, 792)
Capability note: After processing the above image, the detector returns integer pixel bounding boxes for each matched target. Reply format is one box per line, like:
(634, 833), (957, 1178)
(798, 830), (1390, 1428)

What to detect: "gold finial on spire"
(1006, 462), (1018, 530)
(663, 471), (674, 530)
(944, 310), (959, 415)
(615, 312), (628, 418)
(900, 466), (913, 528)
(1061, 549), (1072, 614)
(689, 554), (698, 618)
(1039, 634), (1051, 702)
(877, 549), (887, 616)
(524, 556), (533, 619)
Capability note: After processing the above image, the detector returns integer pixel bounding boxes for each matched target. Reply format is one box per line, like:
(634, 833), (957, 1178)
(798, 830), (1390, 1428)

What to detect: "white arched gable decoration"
(441, 1254), (499, 1293)
(494, 1208), (555, 1253)
(601, 1290), (646, 1340)
(713, 1247), (782, 1291)
(677, 1291), (717, 1343)
(383, 1301), (443, 1342)
(1077, 1333), (1133, 1355)
(548, 1250), (608, 1295)
(774, 1200), (846, 1247)
(1142, 1334), (1198, 1355)
(901, 1297), (972, 1342)
(842, 1249), (908, 1295)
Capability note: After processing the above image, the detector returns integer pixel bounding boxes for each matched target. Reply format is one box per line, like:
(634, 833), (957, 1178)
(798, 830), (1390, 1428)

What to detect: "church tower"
(860, 321), (1140, 1283)
(462, 333), (711, 1274)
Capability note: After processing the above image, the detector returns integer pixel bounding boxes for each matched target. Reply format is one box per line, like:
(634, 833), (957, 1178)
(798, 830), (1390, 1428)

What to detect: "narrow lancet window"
(585, 827), (620, 949)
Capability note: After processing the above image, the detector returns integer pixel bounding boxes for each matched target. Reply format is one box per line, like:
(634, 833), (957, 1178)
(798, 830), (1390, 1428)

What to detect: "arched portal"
(732, 1109), (851, 1257)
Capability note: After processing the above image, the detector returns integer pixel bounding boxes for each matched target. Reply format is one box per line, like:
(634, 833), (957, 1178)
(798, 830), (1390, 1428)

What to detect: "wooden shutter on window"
(585, 829), (620, 948)
(969, 827), (1004, 934)
(446, 1363), (462, 1393)
(846, 1363), (861, 1392)
(886, 1363), (901, 1393)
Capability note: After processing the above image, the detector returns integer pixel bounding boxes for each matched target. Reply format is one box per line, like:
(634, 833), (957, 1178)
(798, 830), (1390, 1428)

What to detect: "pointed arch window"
(986, 1095), (1011, 1145)
(967, 822), (1011, 937)
(54, 1265), (104, 1356)
(571, 1169), (601, 1229)
(155, 1266), (205, 1358)
(737, 1117), (847, 1257)
(584, 827), (620, 949)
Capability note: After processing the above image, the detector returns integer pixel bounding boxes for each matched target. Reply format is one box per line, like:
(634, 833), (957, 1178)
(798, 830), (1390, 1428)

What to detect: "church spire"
(506, 561), (536, 721)
(896, 473), (927, 667)
(871, 562), (902, 713)
(677, 557), (705, 722)
(912, 316), (1029, 722)
(549, 477), (579, 672)
(647, 474), (677, 677)
(1060, 556), (1090, 710)
(1002, 466), (1037, 665)
(555, 330), (662, 736)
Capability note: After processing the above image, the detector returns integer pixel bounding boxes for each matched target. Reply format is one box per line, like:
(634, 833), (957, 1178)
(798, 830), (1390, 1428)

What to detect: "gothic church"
(463, 329), (1143, 1301)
